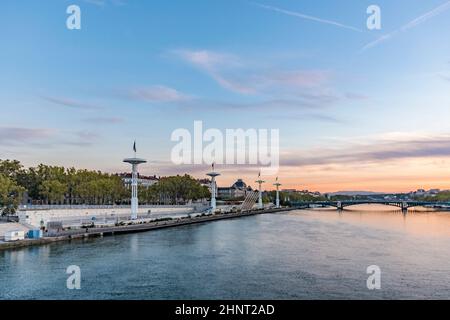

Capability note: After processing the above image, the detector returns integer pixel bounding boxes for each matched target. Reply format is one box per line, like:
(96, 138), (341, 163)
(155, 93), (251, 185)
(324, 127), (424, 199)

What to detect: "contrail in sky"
(361, 0), (450, 51)
(252, 2), (363, 33)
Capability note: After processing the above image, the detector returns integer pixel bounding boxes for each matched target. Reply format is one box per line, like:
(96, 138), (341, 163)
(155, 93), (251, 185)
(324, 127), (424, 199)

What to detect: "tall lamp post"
(273, 177), (282, 208)
(123, 141), (147, 220)
(255, 171), (265, 209)
(206, 163), (220, 213)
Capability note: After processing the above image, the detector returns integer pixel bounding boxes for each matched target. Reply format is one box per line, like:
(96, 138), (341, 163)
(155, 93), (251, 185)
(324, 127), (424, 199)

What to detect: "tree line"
(265, 191), (327, 206)
(413, 191), (450, 202)
(140, 175), (210, 205)
(0, 159), (210, 215)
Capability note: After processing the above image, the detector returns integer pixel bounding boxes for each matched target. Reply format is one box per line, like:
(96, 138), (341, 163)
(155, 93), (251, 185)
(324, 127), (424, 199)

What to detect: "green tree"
(415, 191), (450, 202)
(0, 174), (25, 215)
(39, 180), (68, 204)
(0, 159), (23, 179)
(149, 175), (210, 205)
(266, 191), (327, 206)
(1, 159), (211, 207)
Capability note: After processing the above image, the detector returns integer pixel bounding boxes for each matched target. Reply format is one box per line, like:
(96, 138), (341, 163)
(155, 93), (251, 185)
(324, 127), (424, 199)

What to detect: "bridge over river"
(291, 200), (450, 211)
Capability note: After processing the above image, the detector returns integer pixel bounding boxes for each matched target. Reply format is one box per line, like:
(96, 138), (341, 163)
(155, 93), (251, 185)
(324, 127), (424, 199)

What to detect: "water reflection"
(302, 205), (450, 238)
(1, 207), (449, 300)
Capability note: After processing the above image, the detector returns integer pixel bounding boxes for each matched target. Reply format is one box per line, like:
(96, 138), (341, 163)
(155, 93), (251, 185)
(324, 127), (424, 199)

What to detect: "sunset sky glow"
(1, 0), (450, 192)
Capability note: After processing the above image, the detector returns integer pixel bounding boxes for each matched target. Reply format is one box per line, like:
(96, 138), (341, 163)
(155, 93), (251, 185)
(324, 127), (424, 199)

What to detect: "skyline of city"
(2, 0), (450, 192)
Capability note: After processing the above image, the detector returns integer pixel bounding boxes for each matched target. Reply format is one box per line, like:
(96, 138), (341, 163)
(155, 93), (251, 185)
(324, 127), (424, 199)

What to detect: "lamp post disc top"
(123, 158), (147, 165)
(207, 172), (221, 177)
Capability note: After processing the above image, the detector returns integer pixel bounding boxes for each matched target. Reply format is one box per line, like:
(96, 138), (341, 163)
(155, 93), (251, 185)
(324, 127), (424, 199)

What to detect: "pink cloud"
(130, 85), (191, 103)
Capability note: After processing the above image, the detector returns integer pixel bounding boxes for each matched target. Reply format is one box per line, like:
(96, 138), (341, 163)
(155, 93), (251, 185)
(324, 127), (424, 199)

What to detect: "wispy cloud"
(263, 70), (330, 88)
(175, 50), (240, 69)
(281, 133), (450, 167)
(345, 92), (369, 100)
(172, 49), (367, 118)
(42, 96), (102, 111)
(361, 1), (450, 51)
(0, 126), (103, 148)
(117, 133), (450, 188)
(75, 131), (101, 141)
(178, 97), (339, 113)
(175, 49), (334, 96)
(82, 116), (124, 124)
(61, 131), (100, 147)
(269, 113), (343, 124)
(129, 85), (191, 103)
(175, 50), (254, 94)
(252, 2), (362, 33)
(0, 127), (55, 146)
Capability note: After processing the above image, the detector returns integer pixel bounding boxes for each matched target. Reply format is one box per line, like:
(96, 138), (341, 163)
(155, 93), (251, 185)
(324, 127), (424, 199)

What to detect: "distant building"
(416, 189), (426, 195)
(280, 189), (322, 197)
(281, 189), (297, 194)
(410, 188), (442, 198)
(119, 173), (159, 189)
(218, 179), (252, 200)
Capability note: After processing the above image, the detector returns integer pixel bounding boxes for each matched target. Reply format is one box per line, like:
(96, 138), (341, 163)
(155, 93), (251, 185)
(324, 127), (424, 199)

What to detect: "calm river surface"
(1, 206), (450, 299)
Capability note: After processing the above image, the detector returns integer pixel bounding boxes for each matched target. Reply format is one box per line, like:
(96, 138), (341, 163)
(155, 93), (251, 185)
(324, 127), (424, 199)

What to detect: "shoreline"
(0, 207), (296, 251)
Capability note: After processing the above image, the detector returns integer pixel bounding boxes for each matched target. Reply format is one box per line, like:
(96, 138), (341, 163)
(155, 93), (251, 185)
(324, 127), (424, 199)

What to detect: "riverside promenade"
(0, 207), (295, 251)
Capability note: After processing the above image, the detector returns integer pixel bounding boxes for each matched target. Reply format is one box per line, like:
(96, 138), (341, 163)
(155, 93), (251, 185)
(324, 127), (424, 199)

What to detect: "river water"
(1, 206), (449, 299)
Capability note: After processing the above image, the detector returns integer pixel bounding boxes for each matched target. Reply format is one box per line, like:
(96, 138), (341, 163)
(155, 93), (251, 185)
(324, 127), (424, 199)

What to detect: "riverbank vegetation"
(0, 159), (210, 215)
(413, 191), (450, 202)
(265, 191), (327, 206)
(139, 175), (210, 205)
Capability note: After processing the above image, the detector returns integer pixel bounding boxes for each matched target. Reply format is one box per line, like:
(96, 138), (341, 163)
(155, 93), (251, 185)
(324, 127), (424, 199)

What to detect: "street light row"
(206, 164), (282, 211)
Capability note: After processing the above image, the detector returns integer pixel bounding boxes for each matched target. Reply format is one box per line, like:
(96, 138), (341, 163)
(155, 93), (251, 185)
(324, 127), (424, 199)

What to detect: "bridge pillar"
(337, 201), (343, 210)
(401, 202), (408, 212)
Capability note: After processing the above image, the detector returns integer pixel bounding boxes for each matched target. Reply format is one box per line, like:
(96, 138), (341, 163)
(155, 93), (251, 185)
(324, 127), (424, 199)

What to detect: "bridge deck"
(291, 201), (450, 210)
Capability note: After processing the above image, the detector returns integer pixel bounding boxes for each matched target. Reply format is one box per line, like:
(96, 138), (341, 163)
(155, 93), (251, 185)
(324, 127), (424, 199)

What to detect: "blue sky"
(1, 0), (450, 191)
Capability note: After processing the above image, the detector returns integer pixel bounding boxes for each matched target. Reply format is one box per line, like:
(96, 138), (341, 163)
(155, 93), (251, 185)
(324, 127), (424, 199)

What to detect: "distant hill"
(328, 191), (385, 196)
